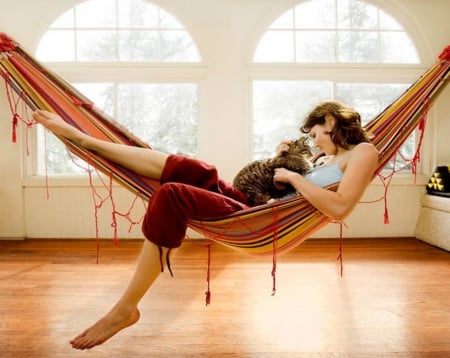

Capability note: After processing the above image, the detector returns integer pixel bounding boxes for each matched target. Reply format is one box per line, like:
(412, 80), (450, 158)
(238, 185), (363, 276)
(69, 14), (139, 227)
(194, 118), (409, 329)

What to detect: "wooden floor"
(0, 237), (449, 358)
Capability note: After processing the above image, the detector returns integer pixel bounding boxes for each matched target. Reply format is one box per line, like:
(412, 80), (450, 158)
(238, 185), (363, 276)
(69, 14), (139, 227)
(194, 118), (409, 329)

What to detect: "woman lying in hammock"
(32, 100), (378, 350)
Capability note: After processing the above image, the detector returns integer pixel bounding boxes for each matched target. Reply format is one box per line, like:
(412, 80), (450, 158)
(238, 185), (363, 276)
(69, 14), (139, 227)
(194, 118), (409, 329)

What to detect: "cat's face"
(287, 136), (313, 157)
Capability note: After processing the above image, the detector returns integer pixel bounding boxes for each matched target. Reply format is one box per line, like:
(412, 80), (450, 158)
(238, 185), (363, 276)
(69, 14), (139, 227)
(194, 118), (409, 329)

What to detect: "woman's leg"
(32, 110), (168, 179)
(70, 240), (169, 350)
(70, 184), (247, 350)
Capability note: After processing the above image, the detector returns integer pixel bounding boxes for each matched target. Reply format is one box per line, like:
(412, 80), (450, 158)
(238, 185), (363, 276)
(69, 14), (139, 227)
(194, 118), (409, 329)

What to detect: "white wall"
(0, 0), (449, 240)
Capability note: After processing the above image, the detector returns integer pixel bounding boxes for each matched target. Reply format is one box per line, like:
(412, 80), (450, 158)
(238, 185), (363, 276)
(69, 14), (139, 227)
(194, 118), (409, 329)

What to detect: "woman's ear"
(324, 114), (336, 132)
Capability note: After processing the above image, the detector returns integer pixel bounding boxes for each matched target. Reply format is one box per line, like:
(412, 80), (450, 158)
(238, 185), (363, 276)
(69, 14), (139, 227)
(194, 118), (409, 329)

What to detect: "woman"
(32, 100), (378, 350)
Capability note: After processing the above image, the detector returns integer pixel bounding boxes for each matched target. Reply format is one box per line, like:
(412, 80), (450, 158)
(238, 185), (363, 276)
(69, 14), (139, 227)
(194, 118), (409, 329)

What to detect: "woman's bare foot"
(32, 110), (86, 145)
(69, 307), (140, 350)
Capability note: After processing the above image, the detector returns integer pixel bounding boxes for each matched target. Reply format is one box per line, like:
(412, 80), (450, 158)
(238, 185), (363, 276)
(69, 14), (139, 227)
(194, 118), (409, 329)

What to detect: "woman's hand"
(275, 140), (293, 157)
(273, 167), (300, 189)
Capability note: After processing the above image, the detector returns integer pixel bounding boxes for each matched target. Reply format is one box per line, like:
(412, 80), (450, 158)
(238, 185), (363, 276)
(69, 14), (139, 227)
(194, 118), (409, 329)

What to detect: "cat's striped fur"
(233, 137), (312, 206)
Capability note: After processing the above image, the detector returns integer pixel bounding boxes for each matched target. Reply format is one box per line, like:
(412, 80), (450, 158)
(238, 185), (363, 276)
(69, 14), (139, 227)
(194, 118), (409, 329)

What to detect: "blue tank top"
(275, 156), (346, 201)
(304, 161), (343, 187)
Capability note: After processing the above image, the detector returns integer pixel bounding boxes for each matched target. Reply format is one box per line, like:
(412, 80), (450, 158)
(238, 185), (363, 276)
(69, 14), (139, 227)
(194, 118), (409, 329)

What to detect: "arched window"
(252, 0), (420, 171)
(35, 0), (201, 174)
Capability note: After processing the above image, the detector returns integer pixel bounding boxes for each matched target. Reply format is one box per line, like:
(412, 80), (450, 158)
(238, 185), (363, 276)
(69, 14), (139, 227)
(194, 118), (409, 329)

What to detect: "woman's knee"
(142, 183), (190, 248)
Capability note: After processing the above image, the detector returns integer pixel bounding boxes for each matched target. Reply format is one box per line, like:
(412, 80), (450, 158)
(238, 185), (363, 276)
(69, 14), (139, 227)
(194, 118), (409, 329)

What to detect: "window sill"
(22, 175), (121, 188)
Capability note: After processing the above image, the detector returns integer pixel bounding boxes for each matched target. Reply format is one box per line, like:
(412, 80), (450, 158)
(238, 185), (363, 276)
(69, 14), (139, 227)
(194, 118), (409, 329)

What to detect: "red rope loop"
(362, 94), (432, 224)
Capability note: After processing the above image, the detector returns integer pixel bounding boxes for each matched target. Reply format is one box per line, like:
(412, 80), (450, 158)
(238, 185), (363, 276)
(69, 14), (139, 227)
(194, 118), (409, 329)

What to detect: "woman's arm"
(273, 143), (378, 221)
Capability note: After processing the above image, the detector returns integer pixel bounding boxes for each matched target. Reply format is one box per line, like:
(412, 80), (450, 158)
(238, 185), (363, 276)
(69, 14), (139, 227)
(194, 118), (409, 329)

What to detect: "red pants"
(142, 155), (249, 248)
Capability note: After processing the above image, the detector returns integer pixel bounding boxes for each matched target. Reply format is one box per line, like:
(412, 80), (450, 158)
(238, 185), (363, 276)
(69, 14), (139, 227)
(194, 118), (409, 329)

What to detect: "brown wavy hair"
(300, 100), (371, 149)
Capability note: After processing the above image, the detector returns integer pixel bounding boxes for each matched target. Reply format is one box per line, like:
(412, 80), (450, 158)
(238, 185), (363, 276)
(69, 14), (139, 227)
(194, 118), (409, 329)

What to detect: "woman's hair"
(300, 100), (371, 149)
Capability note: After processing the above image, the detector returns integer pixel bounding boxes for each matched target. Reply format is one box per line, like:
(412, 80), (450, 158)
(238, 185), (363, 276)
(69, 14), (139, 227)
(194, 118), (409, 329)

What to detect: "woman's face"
(308, 115), (337, 155)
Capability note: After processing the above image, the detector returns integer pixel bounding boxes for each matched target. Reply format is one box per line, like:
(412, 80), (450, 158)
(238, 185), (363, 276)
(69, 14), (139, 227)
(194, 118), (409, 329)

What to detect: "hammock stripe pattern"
(1, 33), (449, 256)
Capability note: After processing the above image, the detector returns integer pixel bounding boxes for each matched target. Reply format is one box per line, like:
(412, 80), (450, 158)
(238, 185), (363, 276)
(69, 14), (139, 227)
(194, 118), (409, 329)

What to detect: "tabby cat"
(233, 137), (312, 206)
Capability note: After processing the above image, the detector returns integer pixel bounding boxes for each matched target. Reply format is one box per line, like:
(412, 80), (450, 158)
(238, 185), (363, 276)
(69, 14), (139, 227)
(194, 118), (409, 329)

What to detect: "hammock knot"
(66, 91), (94, 109)
(0, 33), (16, 52)
(438, 45), (450, 61)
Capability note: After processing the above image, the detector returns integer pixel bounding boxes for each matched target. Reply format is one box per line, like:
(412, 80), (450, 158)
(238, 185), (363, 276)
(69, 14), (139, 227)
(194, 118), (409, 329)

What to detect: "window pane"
(336, 83), (409, 124)
(37, 127), (90, 175)
(296, 31), (336, 62)
(336, 83), (413, 170)
(37, 128), (79, 175)
(119, 31), (159, 61)
(380, 32), (419, 63)
(76, 0), (116, 28)
(77, 30), (117, 61)
(117, 84), (197, 155)
(254, 31), (294, 62)
(160, 31), (200, 62)
(295, 0), (336, 29)
(338, 30), (378, 62)
(379, 12), (402, 30)
(118, 0), (158, 28)
(74, 83), (115, 116)
(337, 0), (378, 29)
(160, 9), (183, 29)
(36, 31), (75, 61)
(253, 81), (332, 159)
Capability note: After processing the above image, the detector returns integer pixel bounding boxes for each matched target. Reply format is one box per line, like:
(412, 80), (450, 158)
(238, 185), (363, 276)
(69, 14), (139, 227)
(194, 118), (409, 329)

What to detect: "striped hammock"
(1, 34), (449, 258)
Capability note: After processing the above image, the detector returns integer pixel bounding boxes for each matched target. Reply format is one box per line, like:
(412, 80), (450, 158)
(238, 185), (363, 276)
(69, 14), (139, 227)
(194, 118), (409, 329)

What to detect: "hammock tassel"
(383, 201), (390, 225)
(271, 255), (277, 296)
(336, 221), (346, 277)
(205, 242), (212, 306)
(166, 248), (174, 277)
(271, 208), (280, 296)
(11, 113), (18, 143)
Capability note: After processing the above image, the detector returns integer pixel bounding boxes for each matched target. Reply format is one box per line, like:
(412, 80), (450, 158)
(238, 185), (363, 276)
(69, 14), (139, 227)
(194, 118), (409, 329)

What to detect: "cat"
(233, 137), (313, 206)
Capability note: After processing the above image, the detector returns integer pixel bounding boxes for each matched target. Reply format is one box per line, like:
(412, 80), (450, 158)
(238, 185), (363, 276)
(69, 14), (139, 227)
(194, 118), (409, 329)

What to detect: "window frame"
(249, 0), (429, 179)
(26, 0), (205, 181)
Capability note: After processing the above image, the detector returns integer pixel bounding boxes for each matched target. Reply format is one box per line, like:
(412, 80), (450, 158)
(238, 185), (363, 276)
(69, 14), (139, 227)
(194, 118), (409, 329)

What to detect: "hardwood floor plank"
(0, 237), (449, 357)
